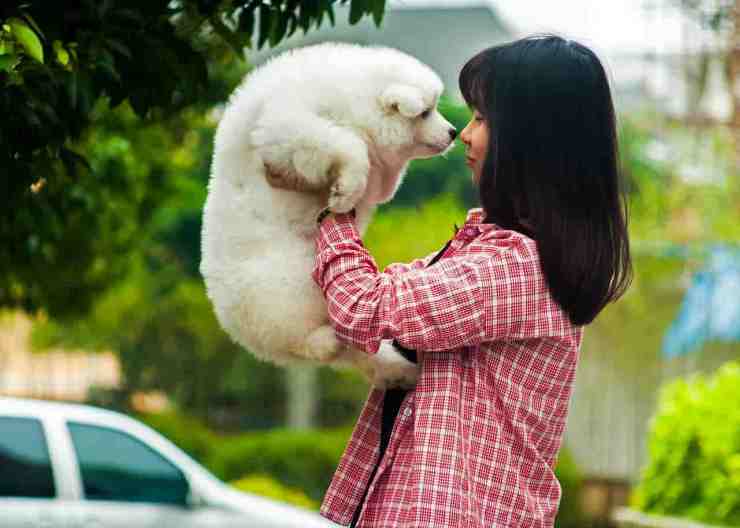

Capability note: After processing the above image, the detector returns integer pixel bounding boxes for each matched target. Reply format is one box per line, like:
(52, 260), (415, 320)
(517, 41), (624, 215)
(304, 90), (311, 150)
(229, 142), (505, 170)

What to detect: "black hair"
(459, 34), (632, 326)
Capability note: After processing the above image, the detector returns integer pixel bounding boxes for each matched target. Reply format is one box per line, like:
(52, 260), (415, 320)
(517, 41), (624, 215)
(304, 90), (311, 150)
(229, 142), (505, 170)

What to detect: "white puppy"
(200, 42), (455, 388)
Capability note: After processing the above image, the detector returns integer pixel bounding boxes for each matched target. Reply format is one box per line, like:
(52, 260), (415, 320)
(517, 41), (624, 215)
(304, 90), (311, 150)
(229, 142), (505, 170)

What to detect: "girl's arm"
(382, 251), (439, 275)
(312, 213), (572, 355)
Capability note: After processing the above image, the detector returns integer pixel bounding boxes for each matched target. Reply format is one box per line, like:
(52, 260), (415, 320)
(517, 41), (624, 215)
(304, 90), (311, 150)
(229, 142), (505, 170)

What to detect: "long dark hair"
(459, 34), (632, 326)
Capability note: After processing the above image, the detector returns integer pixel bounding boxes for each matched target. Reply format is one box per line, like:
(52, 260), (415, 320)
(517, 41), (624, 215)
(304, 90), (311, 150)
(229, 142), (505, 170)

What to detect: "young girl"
(311, 34), (632, 528)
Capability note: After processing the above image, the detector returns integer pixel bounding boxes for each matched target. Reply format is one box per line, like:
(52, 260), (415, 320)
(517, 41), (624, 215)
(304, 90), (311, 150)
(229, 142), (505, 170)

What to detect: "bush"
(208, 427), (351, 502)
(137, 411), (217, 463)
(139, 410), (586, 519)
(554, 447), (585, 528)
(230, 474), (319, 510)
(631, 360), (740, 525)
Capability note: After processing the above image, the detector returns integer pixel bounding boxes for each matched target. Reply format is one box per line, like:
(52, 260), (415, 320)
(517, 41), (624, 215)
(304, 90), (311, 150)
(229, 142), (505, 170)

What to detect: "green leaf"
(8, 18), (44, 63)
(0, 39), (12, 55)
(210, 14), (245, 56)
(371, 0), (385, 27)
(269, 9), (288, 47)
(65, 71), (78, 109)
(238, 5), (256, 37)
(0, 53), (19, 72)
(105, 38), (132, 59)
(258, 5), (273, 50)
(348, 0), (366, 24)
(53, 41), (69, 66)
(20, 12), (45, 41)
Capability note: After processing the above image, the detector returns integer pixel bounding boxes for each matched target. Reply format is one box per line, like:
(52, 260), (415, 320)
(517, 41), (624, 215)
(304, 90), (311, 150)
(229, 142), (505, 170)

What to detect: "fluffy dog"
(200, 42), (455, 388)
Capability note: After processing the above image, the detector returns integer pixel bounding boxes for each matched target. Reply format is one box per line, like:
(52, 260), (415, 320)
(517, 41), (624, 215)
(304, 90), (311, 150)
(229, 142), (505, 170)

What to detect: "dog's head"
(374, 81), (456, 160)
(377, 82), (455, 158)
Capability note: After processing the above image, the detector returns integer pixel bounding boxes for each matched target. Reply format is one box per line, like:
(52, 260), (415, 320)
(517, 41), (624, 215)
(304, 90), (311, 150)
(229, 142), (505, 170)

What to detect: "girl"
(311, 34), (632, 528)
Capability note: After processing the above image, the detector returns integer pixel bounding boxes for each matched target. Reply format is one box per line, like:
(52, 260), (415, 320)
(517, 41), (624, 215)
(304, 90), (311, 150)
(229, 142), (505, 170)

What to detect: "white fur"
(200, 42), (455, 387)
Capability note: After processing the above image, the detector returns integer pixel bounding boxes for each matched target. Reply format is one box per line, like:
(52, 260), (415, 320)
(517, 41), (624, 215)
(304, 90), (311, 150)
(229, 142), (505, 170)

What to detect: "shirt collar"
(464, 208), (497, 232)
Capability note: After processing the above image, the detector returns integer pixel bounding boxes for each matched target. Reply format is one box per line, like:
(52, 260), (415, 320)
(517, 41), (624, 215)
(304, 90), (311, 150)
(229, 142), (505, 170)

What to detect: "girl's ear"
(379, 84), (425, 117)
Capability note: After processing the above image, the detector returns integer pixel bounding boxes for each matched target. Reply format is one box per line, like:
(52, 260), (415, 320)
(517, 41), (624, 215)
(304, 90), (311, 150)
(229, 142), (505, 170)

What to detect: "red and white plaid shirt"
(312, 207), (583, 528)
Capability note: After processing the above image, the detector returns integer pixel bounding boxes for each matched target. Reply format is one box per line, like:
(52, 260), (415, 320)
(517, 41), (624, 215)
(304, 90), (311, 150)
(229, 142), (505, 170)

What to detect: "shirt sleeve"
(311, 212), (565, 355)
(382, 250), (440, 275)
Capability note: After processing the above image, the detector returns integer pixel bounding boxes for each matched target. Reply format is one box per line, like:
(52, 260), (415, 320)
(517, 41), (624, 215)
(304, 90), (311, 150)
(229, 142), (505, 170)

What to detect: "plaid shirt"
(312, 208), (583, 528)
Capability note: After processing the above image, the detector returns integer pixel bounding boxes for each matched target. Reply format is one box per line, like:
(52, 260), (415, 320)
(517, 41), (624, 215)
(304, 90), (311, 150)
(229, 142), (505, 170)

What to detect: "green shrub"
(631, 360), (740, 525)
(138, 409), (586, 521)
(137, 411), (217, 464)
(208, 427), (351, 502)
(554, 447), (585, 528)
(230, 473), (319, 510)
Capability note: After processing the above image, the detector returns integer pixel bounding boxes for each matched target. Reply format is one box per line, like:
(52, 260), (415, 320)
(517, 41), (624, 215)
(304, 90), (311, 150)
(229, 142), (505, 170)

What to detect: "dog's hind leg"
(301, 324), (344, 362)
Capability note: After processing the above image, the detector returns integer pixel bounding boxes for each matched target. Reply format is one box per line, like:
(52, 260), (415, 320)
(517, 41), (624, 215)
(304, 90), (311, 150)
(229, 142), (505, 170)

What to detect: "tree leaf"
(258, 4), (273, 50)
(371, 0), (385, 27)
(269, 8), (288, 47)
(20, 12), (46, 41)
(238, 4), (256, 37)
(0, 53), (19, 72)
(53, 41), (69, 66)
(8, 18), (44, 63)
(105, 38), (132, 59)
(349, 0), (366, 25)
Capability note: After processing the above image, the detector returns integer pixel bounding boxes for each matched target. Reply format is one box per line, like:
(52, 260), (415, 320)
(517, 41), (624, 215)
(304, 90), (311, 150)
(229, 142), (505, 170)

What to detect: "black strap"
(349, 238), (453, 528)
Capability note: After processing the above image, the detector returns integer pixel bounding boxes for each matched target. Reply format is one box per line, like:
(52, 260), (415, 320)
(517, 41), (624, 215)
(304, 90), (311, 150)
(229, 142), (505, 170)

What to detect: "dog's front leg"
(252, 112), (369, 210)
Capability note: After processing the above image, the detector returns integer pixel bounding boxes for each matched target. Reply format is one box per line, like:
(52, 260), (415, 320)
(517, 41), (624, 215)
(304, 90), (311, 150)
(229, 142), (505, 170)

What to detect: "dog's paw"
(371, 340), (420, 390)
(264, 161), (295, 190)
(329, 172), (366, 213)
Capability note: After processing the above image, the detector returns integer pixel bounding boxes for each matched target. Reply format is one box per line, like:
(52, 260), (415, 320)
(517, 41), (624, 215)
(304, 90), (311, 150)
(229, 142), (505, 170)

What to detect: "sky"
(389, 0), (713, 56)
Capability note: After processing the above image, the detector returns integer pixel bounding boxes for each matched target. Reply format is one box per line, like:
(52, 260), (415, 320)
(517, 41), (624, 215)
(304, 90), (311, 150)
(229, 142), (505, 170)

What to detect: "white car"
(0, 397), (338, 528)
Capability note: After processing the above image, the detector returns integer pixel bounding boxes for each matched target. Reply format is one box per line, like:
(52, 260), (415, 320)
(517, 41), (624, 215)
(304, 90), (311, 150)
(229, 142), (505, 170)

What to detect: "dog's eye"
(420, 109), (431, 119)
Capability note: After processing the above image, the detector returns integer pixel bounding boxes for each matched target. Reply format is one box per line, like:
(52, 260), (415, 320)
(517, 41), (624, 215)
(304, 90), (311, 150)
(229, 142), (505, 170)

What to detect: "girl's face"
(459, 108), (489, 186)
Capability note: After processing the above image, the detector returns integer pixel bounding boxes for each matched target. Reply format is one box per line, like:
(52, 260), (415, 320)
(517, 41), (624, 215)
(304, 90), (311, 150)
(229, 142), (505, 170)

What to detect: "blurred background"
(1, 1), (738, 527)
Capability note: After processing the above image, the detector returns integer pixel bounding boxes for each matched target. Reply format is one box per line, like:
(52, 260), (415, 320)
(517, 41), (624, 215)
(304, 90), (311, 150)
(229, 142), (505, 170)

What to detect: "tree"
(675, 0), (739, 164)
(1, 0), (387, 318)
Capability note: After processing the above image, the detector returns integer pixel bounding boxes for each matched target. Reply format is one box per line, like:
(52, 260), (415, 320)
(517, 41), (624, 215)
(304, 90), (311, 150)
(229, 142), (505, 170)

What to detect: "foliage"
(230, 473), (319, 510)
(620, 112), (739, 244)
(630, 360), (740, 526)
(674, 0), (735, 32)
(140, 409), (585, 517)
(1, 0), (386, 316)
(138, 411), (217, 462)
(208, 427), (351, 501)
(555, 448), (585, 528)
(365, 193), (470, 270)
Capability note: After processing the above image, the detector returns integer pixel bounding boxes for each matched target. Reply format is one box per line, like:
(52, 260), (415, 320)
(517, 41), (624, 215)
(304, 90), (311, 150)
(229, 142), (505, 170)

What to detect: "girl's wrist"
(316, 207), (356, 225)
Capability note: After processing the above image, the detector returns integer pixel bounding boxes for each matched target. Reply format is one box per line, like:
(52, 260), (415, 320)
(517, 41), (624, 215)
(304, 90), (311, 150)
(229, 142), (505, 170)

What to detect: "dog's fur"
(200, 42), (455, 387)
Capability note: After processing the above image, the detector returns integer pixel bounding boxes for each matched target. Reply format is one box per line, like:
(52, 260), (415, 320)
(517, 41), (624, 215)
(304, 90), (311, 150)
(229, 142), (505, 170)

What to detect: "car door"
(65, 420), (194, 528)
(0, 415), (67, 528)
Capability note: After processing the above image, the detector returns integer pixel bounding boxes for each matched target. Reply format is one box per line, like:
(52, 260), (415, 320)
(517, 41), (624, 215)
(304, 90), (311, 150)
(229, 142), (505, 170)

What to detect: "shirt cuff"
(316, 211), (362, 251)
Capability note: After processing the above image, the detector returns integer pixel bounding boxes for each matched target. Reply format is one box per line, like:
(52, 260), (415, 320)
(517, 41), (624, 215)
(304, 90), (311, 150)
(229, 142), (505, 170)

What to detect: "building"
(245, 3), (515, 101)
(0, 311), (120, 401)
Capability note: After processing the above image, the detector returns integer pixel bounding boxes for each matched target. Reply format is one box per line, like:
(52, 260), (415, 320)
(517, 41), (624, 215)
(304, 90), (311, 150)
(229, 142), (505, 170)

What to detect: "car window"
(67, 421), (189, 506)
(0, 416), (56, 498)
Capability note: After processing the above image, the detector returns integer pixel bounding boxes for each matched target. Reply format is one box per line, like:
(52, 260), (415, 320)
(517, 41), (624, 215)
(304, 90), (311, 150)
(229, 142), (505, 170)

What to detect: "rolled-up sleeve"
(312, 213), (561, 355)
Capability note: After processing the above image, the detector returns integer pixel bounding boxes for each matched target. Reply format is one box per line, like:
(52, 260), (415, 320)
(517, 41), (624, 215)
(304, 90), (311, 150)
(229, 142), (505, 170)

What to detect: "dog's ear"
(379, 84), (425, 118)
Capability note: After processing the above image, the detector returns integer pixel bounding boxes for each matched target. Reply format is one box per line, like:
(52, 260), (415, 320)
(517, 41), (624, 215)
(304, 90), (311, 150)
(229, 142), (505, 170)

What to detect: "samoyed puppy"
(200, 42), (456, 388)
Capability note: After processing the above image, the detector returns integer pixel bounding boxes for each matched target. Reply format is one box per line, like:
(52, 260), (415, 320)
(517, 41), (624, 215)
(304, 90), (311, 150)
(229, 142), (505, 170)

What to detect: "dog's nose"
(449, 128), (457, 140)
